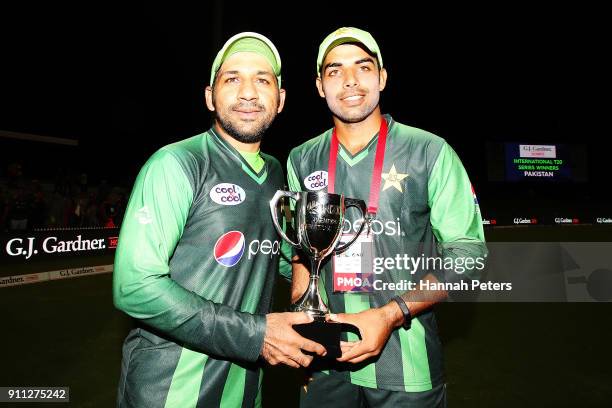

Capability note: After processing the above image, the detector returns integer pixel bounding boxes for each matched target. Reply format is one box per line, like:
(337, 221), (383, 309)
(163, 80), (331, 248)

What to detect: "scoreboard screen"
(487, 142), (588, 182)
(505, 144), (570, 181)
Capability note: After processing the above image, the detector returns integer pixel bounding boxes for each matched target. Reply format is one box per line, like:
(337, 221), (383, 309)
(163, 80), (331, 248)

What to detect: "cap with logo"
(210, 32), (282, 87)
(316, 27), (383, 77)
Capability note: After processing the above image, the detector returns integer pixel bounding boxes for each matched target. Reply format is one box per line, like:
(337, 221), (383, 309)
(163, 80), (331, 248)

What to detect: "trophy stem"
(309, 256), (322, 280)
(290, 257), (328, 321)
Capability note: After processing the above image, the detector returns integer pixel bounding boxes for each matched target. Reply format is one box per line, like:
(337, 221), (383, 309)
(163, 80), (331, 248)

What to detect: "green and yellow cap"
(210, 32), (282, 87)
(316, 27), (383, 77)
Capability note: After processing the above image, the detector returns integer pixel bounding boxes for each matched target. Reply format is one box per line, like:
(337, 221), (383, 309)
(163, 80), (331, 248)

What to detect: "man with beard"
(114, 32), (325, 408)
(285, 28), (486, 407)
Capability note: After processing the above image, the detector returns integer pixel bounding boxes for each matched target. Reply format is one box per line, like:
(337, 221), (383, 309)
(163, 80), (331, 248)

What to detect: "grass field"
(1, 226), (611, 406)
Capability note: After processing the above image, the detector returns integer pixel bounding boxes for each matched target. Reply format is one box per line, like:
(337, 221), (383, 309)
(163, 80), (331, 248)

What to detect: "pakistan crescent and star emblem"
(381, 164), (408, 192)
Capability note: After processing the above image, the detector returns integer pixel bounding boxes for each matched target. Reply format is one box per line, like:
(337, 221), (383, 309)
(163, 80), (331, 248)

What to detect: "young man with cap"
(285, 27), (487, 406)
(114, 32), (326, 408)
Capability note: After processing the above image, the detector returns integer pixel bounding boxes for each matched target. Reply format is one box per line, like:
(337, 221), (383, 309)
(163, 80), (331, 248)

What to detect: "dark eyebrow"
(323, 57), (376, 73)
(323, 62), (343, 72)
(256, 70), (275, 77)
(218, 70), (274, 77)
(355, 57), (375, 66)
(219, 70), (239, 76)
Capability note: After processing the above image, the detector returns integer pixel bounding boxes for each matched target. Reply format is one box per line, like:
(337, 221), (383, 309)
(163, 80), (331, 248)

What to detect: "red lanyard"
(327, 118), (388, 217)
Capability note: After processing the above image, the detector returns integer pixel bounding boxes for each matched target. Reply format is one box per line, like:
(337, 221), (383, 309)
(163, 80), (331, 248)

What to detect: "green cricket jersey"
(113, 128), (284, 407)
(285, 115), (486, 392)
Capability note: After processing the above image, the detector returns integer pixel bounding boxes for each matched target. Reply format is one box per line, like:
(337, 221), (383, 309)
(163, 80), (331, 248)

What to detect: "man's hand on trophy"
(262, 312), (327, 368)
(327, 303), (404, 364)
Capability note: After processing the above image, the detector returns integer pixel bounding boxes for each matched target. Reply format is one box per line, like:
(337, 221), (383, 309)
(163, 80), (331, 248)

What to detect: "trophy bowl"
(270, 190), (367, 358)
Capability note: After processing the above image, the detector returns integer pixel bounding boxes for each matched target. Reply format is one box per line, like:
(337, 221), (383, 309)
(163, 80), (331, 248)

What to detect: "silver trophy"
(270, 191), (367, 320)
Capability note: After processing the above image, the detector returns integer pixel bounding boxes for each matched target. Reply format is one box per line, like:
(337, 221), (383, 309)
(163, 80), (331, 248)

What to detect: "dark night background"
(1, 1), (610, 225)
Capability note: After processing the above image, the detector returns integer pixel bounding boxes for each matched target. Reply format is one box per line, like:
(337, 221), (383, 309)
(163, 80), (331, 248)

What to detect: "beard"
(213, 96), (278, 144)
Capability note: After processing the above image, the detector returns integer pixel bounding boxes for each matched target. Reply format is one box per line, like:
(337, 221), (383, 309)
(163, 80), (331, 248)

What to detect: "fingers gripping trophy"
(270, 191), (367, 357)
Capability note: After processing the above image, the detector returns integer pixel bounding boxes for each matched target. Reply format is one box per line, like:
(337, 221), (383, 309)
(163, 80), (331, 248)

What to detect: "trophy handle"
(269, 190), (301, 247)
(334, 198), (367, 254)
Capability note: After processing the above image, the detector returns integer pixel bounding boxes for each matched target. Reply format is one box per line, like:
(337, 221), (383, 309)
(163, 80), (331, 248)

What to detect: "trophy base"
(293, 318), (361, 364)
(293, 320), (342, 359)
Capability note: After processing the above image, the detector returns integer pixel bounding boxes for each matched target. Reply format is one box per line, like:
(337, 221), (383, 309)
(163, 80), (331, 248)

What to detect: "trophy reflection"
(270, 191), (366, 357)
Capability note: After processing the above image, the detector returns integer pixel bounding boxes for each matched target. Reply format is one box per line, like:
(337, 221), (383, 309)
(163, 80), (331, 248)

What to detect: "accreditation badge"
(332, 232), (375, 293)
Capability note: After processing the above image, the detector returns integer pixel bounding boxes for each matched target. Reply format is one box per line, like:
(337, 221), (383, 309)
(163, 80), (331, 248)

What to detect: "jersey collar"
(208, 127), (269, 185)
